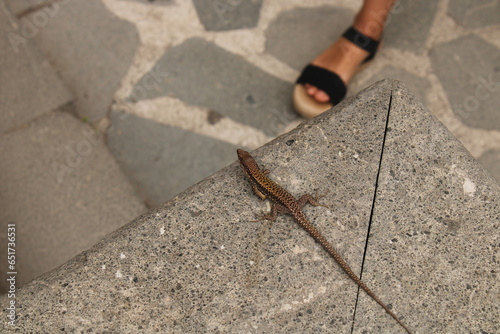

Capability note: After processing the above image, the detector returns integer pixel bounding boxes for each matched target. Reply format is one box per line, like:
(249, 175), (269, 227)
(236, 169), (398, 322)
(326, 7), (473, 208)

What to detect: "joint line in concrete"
(350, 90), (393, 333)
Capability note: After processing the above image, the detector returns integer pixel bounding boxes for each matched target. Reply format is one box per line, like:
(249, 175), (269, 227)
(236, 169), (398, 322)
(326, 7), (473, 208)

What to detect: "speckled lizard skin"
(237, 149), (411, 334)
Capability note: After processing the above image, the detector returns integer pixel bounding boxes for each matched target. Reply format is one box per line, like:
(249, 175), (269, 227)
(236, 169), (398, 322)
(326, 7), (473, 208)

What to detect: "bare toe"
(305, 84), (318, 96)
(305, 84), (330, 103)
(314, 90), (330, 103)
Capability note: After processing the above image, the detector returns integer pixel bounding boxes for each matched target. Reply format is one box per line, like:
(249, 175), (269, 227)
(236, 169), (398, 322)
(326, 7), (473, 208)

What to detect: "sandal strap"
(296, 64), (346, 105)
(295, 27), (380, 105)
(342, 27), (380, 62)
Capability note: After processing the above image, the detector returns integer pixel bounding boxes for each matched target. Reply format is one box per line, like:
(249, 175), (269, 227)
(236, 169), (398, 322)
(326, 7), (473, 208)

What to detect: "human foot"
(293, 26), (381, 118)
(306, 25), (381, 103)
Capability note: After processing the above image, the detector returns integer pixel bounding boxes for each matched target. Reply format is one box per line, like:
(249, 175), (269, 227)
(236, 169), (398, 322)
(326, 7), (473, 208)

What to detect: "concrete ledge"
(1, 80), (498, 333)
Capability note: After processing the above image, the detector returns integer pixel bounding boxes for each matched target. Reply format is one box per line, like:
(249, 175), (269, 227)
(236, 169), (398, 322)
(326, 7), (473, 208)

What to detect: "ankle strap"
(342, 27), (380, 62)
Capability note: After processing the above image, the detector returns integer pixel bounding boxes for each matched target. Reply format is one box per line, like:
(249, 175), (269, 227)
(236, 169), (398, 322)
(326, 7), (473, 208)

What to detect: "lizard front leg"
(246, 178), (268, 201)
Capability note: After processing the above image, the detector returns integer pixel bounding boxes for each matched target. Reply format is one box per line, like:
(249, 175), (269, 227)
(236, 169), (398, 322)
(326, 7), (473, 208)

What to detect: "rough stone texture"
(478, 148), (500, 182)
(430, 35), (500, 130)
(264, 6), (354, 71)
(107, 110), (240, 207)
(1, 80), (497, 332)
(0, 112), (146, 294)
(26, 0), (140, 122)
(192, 0), (262, 31)
(384, 0), (438, 53)
(355, 82), (499, 333)
(129, 38), (297, 136)
(0, 7), (73, 135)
(447, 0), (500, 28)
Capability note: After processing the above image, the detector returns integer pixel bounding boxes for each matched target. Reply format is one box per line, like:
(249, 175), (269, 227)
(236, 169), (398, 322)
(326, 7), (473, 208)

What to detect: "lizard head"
(237, 149), (259, 175)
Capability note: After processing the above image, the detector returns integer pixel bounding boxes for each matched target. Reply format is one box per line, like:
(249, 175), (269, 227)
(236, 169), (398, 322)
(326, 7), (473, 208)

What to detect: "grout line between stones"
(350, 90), (393, 333)
(15, 0), (61, 18)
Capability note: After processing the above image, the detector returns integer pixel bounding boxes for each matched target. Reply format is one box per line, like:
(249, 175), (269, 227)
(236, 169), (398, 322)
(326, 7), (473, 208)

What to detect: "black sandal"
(293, 27), (381, 118)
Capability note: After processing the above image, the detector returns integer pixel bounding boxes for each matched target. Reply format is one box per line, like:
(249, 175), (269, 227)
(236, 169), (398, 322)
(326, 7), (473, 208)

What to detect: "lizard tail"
(353, 280), (413, 334)
(305, 226), (413, 334)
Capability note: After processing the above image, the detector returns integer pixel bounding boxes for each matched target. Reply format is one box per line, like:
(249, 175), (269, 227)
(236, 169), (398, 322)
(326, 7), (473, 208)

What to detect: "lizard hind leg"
(297, 190), (329, 209)
(250, 202), (290, 222)
(250, 212), (275, 223)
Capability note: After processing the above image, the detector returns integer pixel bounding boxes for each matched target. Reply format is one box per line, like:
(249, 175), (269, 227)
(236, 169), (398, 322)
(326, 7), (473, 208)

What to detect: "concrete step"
(1, 80), (497, 332)
(0, 3), (147, 294)
(0, 111), (147, 294)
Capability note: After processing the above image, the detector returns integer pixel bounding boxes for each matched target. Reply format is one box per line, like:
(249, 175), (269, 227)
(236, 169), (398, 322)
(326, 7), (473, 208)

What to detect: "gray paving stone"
(192, 0), (262, 32)
(129, 37), (297, 136)
(0, 112), (146, 294)
(430, 35), (500, 130)
(2, 80), (498, 333)
(358, 65), (431, 102)
(26, 0), (139, 122)
(264, 6), (354, 71)
(107, 110), (240, 207)
(384, 0), (438, 53)
(478, 148), (500, 182)
(0, 7), (73, 135)
(448, 0), (500, 28)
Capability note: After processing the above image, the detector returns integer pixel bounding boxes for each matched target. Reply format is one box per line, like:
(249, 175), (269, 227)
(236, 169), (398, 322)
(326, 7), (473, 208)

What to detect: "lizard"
(237, 149), (412, 334)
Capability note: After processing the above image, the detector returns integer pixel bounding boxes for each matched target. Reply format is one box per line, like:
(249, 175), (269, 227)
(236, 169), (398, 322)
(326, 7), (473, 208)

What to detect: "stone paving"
(0, 0), (499, 291)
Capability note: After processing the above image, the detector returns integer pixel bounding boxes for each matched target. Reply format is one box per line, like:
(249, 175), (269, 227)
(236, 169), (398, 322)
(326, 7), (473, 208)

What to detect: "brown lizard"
(237, 149), (412, 334)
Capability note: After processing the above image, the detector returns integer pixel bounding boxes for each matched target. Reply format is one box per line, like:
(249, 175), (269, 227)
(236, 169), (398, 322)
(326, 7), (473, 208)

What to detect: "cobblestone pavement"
(1, 0), (499, 288)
